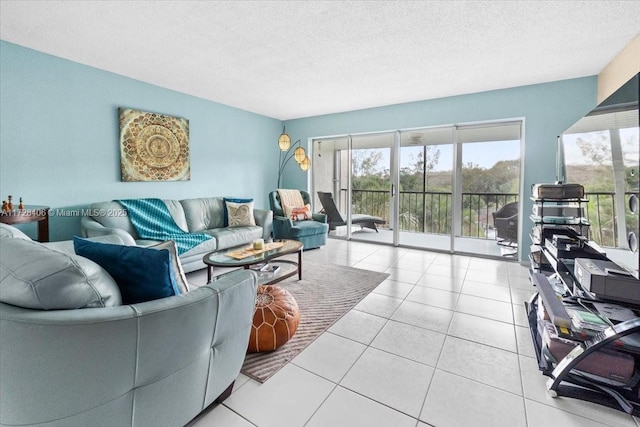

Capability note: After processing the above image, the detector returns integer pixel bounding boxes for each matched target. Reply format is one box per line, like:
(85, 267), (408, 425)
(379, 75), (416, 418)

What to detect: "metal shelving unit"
(526, 186), (640, 414)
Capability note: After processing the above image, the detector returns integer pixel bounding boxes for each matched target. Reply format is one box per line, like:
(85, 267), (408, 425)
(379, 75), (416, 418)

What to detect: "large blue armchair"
(268, 190), (329, 249)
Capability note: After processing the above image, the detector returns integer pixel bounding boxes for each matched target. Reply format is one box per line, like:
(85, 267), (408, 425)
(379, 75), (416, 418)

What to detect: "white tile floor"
(186, 238), (639, 427)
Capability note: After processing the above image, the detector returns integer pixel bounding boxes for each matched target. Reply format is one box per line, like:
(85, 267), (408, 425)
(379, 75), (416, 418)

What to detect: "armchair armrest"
(254, 208), (273, 241)
(492, 211), (517, 221)
(312, 212), (327, 223)
(273, 215), (294, 228)
(272, 215), (294, 240)
(80, 216), (137, 245)
(494, 213), (517, 227)
(495, 213), (517, 222)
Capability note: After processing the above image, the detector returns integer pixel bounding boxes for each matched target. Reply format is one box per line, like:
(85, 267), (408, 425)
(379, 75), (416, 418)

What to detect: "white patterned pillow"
(226, 200), (256, 227)
(149, 240), (190, 293)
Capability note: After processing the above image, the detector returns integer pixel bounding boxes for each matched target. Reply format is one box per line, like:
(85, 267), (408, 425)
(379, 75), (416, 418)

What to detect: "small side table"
(0, 205), (50, 242)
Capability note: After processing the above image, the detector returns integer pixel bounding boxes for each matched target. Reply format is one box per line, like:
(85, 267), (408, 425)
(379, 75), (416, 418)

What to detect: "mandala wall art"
(119, 108), (190, 182)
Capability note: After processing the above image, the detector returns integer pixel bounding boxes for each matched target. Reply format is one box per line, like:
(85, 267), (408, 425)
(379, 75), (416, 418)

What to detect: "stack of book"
(249, 263), (280, 275)
(567, 307), (609, 335)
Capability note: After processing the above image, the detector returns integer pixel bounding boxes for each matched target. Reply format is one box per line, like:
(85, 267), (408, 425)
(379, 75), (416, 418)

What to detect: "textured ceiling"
(1, 0), (639, 120)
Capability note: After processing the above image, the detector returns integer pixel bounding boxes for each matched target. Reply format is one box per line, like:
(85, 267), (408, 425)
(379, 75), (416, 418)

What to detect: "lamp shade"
(300, 156), (311, 171)
(294, 146), (306, 163)
(278, 132), (291, 151)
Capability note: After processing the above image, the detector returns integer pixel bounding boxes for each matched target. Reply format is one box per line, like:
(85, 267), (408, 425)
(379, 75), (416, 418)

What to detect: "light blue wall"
(1, 40), (598, 261)
(0, 41), (282, 240)
(283, 76), (598, 261)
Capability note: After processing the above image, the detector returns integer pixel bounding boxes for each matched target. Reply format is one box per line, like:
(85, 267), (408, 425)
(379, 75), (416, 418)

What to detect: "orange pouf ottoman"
(248, 285), (300, 353)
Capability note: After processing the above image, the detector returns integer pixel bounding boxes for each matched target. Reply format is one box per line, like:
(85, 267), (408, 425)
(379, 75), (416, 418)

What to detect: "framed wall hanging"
(119, 108), (190, 182)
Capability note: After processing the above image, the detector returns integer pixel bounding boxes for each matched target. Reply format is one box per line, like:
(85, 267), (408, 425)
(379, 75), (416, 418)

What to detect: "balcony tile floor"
(187, 238), (639, 427)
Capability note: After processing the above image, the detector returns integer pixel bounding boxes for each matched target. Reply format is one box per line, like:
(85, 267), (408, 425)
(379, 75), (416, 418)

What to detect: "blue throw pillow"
(73, 237), (180, 304)
(223, 197), (253, 226)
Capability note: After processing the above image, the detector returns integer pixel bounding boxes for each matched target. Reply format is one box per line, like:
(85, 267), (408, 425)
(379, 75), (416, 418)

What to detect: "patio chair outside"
(492, 201), (518, 248)
(317, 191), (385, 232)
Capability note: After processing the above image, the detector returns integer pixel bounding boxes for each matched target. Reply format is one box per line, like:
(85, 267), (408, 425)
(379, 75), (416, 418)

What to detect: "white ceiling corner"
(1, 0), (639, 120)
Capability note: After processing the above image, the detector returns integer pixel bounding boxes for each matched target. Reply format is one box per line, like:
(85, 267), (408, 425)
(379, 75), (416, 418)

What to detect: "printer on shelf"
(574, 258), (640, 305)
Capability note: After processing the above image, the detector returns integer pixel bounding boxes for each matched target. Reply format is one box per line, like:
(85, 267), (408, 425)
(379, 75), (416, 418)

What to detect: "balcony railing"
(337, 189), (638, 248)
(583, 191), (639, 248)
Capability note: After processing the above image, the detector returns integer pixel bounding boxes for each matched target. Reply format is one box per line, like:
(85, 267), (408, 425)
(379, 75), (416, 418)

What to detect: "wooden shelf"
(0, 205), (50, 242)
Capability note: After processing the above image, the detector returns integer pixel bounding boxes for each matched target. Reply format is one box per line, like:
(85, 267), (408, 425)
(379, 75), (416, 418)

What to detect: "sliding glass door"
(312, 133), (395, 244)
(311, 120), (523, 258)
(397, 127), (454, 251)
(455, 122), (522, 256)
(348, 133), (395, 244)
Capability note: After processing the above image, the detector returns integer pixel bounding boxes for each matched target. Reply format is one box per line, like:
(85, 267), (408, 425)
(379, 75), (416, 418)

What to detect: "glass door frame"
(452, 119), (525, 256)
(311, 131), (399, 244)
(452, 126), (461, 253)
(397, 125), (456, 252)
(346, 132), (399, 244)
(311, 118), (524, 258)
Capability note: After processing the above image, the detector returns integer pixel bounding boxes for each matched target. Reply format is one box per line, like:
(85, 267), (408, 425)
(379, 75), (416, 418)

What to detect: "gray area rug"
(241, 261), (389, 383)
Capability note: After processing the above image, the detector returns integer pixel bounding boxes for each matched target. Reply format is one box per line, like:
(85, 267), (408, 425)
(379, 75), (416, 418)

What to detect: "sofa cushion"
(116, 198), (212, 256)
(282, 219), (329, 238)
(87, 201), (140, 238)
(0, 238), (122, 309)
(161, 200), (190, 232)
(178, 236), (219, 258)
(149, 240), (190, 293)
(180, 197), (225, 231)
(223, 197), (253, 226)
(87, 200), (190, 238)
(74, 237), (180, 304)
(209, 226), (263, 251)
(45, 234), (129, 256)
(226, 200), (256, 227)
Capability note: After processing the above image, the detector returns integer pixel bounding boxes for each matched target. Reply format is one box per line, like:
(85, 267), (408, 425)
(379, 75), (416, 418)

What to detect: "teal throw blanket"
(117, 198), (211, 255)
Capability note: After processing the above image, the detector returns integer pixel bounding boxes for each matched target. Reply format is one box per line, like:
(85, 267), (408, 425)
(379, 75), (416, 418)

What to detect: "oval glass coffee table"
(203, 239), (303, 285)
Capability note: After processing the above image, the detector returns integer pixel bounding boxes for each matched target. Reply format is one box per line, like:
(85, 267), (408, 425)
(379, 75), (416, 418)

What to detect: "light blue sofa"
(81, 197), (273, 272)
(0, 223), (258, 427)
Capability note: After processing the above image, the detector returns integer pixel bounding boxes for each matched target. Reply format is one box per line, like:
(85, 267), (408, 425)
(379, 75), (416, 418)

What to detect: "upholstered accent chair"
(268, 190), (328, 249)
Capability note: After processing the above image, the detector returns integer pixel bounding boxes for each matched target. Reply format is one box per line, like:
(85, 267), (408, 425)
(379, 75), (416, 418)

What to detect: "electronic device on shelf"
(544, 236), (605, 262)
(574, 258), (640, 306)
